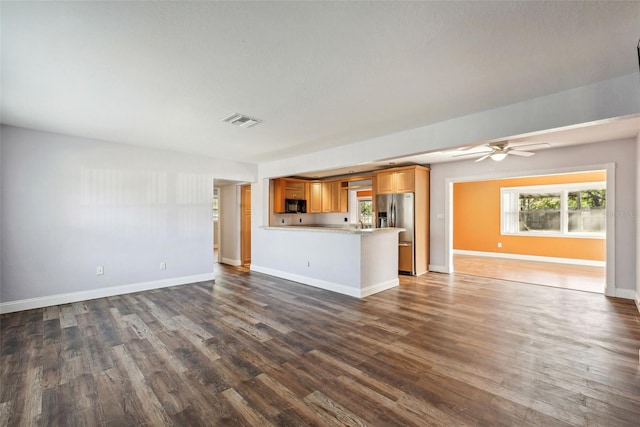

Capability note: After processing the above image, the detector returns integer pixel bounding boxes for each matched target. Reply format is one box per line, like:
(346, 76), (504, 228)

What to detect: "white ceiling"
(2, 1), (640, 167)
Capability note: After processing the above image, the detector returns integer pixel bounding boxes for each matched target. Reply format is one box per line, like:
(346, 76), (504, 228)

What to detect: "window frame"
(501, 182), (606, 238)
(212, 188), (220, 221)
(357, 198), (373, 225)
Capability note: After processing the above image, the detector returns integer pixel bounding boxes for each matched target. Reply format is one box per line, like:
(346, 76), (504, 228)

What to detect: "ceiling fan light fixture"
(490, 152), (508, 161)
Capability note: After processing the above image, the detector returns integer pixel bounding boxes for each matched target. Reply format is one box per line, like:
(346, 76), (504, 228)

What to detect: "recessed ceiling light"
(222, 113), (261, 128)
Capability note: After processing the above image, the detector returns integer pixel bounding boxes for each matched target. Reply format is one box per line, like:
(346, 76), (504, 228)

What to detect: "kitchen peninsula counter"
(261, 225), (403, 234)
(251, 226), (404, 298)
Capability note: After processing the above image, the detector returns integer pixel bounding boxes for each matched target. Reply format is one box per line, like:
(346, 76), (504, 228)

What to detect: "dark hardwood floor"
(2, 265), (639, 426)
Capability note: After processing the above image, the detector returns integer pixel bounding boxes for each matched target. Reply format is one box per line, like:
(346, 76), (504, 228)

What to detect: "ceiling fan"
(453, 141), (551, 162)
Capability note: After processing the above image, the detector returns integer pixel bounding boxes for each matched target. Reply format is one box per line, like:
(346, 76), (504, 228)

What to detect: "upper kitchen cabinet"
(375, 167), (416, 194)
(321, 182), (332, 212)
(285, 180), (306, 199)
(328, 181), (348, 213)
(309, 180), (348, 213)
(309, 182), (323, 213)
(272, 178), (308, 213)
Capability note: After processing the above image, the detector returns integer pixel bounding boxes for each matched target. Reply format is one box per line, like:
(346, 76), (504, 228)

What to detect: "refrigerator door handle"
(391, 200), (395, 227)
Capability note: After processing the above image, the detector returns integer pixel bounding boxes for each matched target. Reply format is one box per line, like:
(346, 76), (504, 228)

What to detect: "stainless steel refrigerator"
(376, 193), (415, 275)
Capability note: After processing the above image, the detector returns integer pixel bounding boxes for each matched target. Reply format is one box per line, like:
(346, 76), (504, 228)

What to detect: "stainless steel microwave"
(285, 199), (307, 213)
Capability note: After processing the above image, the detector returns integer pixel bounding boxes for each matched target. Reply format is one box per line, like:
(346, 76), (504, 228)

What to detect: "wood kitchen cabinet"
(321, 182), (332, 212)
(308, 180), (348, 213)
(309, 182), (323, 213)
(339, 184), (348, 213)
(375, 168), (415, 194)
(272, 178), (308, 213)
(284, 181), (305, 200)
(272, 177), (350, 216)
(330, 182), (340, 212)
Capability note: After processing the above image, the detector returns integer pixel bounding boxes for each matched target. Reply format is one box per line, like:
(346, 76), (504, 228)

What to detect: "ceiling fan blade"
(452, 150), (491, 158)
(457, 142), (493, 151)
(510, 142), (551, 150)
(508, 150), (535, 157)
(475, 152), (492, 162)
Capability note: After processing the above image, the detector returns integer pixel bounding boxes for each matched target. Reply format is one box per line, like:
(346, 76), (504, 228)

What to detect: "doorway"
(213, 187), (220, 264)
(241, 184), (251, 267)
(449, 168), (610, 294)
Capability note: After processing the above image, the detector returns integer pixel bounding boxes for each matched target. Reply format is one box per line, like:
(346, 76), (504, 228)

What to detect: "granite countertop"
(261, 225), (405, 234)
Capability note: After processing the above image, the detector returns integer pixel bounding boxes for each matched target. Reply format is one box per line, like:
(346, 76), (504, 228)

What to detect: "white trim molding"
(453, 249), (606, 267)
(0, 273), (215, 314)
(361, 279), (400, 298)
(250, 265), (398, 298)
(428, 264), (450, 274)
(613, 288), (637, 301)
(220, 257), (242, 266)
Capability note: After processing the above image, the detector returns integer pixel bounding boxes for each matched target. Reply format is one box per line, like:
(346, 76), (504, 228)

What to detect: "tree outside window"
(519, 193), (561, 232)
(567, 189), (606, 233)
(359, 199), (373, 225)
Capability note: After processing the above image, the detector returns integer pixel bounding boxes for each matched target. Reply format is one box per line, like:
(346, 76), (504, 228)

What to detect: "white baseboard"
(428, 264), (450, 274)
(454, 250), (605, 267)
(220, 257), (242, 266)
(0, 273), (215, 314)
(613, 288), (636, 300)
(250, 265), (397, 298)
(361, 278), (399, 298)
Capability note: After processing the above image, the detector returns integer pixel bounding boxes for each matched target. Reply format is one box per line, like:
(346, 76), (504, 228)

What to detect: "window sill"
(500, 232), (605, 239)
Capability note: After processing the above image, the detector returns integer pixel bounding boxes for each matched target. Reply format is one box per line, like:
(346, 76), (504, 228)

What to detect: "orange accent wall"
(453, 171), (606, 261)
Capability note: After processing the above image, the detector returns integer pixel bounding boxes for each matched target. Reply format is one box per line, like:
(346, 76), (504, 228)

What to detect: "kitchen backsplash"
(271, 212), (354, 226)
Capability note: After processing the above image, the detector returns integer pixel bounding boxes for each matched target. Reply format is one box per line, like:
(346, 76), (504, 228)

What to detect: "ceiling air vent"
(222, 113), (261, 128)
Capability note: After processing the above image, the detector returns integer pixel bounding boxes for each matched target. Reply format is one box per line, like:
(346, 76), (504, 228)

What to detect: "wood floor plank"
(256, 372), (342, 426)
(303, 390), (367, 427)
(110, 343), (173, 426)
(1, 264), (639, 426)
(221, 387), (275, 426)
(21, 365), (43, 427)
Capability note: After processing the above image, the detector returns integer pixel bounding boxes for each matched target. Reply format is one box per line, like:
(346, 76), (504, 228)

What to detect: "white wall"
(219, 184), (242, 266)
(430, 138), (637, 296)
(0, 133), (3, 297)
(0, 126), (256, 310)
(636, 131), (640, 311)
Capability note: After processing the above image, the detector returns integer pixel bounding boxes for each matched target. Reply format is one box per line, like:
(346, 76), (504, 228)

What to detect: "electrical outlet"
(96, 266), (104, 275)
(306, 261), (310, 267)
(299, 218), (302, 223)
(344, 217), (348, 222)
(160, 262), (166, 270)
(281, 219), (285, 224)
(497, 242), (502, 248)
